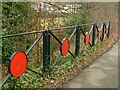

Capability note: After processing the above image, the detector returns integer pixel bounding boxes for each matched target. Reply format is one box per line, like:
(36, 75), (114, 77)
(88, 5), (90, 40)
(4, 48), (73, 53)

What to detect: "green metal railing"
(0, 20), (110, 88)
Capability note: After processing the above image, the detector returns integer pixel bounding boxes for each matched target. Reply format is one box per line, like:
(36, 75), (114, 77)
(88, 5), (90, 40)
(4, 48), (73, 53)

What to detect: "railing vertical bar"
(101, 22), (105, 42)
(92, 24), (96, 46)
(43, 31), (50, 73)
(107, 21), (110, 38)
(75, 26), (80, 57)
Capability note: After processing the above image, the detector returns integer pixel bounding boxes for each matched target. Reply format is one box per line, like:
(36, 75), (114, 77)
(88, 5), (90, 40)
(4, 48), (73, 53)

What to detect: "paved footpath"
(63, 41), (119, 88)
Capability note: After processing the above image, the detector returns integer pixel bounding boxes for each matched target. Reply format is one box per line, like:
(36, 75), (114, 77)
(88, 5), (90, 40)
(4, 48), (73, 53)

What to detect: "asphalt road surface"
(63, 41), (118, 88)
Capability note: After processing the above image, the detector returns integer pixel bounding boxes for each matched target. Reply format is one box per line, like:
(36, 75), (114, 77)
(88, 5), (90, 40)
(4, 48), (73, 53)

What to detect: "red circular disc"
(106, 26), (108, 35)
(60, 39), (69, 56)
(85, 32), (90, 46)
(97, 28), (102, 39)
(9, 51), (27, 77)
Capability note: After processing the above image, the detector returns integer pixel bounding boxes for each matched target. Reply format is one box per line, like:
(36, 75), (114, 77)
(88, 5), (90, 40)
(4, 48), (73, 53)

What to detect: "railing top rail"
(0, 20), (110, 38)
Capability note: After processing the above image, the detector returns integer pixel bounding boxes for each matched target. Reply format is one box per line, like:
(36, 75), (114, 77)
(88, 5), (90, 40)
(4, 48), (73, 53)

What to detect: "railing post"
(75, 26), (80, 57)
(92, 24), (96, 46)
(107, 21), (110, 38)
(101, 22), (105, 42)
(43, 31), (50, 73)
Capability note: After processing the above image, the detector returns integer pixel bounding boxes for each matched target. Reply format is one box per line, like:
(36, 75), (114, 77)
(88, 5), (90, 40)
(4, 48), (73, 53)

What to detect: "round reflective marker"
(106, 26), (108, 35)
(97, 28), (102, 39)
(85, 32), (90, 46)
(9, 51), (27, 77)
(60, 39), (69, 56)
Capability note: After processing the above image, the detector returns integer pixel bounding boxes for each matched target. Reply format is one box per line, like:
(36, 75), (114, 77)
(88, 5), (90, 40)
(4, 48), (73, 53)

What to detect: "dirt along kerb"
(60, 30), (118, 88)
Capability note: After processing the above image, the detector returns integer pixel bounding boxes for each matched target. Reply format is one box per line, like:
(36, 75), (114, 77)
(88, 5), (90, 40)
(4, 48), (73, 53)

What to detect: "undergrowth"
(2, 38), (103, 89)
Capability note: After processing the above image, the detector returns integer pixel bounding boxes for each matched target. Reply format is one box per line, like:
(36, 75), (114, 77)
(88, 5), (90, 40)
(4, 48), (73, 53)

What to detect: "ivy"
(2, 2), (32, 62)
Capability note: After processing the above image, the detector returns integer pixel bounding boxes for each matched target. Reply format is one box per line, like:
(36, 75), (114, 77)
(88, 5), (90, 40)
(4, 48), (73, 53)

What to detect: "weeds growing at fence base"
(2, 37), (107, 88)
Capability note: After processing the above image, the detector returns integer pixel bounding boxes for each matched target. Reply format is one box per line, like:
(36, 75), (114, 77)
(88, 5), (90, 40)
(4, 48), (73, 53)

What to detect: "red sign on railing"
(9, 51), (27, 77)
(97, 28), (102, 39)
(60, 39), (69, 56)
(85, 32), (90, 46)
